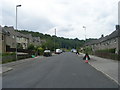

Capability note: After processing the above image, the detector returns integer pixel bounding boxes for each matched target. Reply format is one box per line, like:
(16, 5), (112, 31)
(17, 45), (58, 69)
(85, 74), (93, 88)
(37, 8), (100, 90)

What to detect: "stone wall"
(91, 37), (119, 54)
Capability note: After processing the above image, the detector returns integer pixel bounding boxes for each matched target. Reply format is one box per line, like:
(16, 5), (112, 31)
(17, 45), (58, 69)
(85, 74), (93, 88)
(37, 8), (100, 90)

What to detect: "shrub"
(28, 44), (35, 50)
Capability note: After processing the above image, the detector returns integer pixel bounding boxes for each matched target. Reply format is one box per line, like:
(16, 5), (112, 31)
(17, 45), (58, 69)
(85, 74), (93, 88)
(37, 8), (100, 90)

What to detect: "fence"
(6, 48), (35, 54)
(2, 54), (32, 63)
(94, 51), (120, 61)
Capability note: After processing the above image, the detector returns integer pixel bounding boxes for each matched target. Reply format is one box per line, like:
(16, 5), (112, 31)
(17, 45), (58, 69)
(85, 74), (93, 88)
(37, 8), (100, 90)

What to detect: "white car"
(71, 49), (77, 53)
(55, 49), (62, 54)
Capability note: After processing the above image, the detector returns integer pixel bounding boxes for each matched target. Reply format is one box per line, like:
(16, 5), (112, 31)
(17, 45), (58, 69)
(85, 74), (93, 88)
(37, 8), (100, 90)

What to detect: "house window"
(2, 35), (4, 40)
(12, 43), (15, 46)
(114, 39), (117, 43)
(12, 35), (15, 39)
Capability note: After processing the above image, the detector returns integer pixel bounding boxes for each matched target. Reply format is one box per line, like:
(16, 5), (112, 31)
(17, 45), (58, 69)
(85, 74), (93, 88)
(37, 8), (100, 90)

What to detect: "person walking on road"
(76, 50), (79, 55)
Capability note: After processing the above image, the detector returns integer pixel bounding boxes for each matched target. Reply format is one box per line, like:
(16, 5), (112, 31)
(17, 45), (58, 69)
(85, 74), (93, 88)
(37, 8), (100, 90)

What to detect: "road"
(2, 52), (119, 88)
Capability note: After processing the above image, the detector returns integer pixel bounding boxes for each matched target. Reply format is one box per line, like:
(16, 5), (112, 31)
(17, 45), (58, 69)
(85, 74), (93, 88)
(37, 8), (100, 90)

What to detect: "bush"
(28, 44), (35, 50)
(38, 47), (44, 55)
(83, 46), (93, 55)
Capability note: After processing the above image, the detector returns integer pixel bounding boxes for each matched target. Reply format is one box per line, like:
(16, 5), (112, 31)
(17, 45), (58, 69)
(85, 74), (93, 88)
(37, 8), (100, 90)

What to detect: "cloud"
(1, 0), (119, 39)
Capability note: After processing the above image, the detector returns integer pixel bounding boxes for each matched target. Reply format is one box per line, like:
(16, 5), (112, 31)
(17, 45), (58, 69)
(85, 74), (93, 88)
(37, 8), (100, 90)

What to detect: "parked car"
(55, 49), (62, 54)
(43, 50), (52, 57)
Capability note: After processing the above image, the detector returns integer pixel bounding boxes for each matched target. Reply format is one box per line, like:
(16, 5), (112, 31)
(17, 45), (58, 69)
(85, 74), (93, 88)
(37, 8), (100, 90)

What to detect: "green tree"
(28, 44), (35, 50)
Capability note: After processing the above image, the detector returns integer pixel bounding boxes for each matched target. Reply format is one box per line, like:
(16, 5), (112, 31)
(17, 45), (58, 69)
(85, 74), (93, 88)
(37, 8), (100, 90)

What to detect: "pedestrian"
(76, 50), (79, 55)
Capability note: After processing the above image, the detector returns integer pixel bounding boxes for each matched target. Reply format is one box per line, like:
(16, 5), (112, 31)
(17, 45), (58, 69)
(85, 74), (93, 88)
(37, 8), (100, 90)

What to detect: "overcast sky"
(1, 0), (119, 39)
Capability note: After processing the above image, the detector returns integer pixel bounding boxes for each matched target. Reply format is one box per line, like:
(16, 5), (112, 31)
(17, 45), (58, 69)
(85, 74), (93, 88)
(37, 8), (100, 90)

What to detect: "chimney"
(116, 25), (120, 30)
(101, 34), (104, 38)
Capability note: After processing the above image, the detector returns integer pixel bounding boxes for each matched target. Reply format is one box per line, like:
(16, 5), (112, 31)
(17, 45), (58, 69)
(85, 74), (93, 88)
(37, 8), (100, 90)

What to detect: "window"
(12, 43), (15, 46)
(114, 39), (117, 43)
(12, 35), (15, 39)
(2, 35), (4, 40)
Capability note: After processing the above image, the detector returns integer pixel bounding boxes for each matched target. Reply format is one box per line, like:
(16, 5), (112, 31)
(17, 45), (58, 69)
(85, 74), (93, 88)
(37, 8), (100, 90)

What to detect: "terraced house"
(86, 25), (120, 55)
(16, 32), (29, 49)
(0, 26), (9, 53)
(0, 26), (42, 53)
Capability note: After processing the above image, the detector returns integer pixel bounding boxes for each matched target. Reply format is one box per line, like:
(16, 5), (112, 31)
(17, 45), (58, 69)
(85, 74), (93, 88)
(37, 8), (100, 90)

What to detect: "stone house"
(32, 37), (41, 47)
(16, 32), (29, 49)
(26, 34), (42, 47)
(0, 26), (10, 53)
(3, 26), (29, 49)
(1, 26), (43, 52)
(3, 26), (16, 49)
(86, 25), (120, 54)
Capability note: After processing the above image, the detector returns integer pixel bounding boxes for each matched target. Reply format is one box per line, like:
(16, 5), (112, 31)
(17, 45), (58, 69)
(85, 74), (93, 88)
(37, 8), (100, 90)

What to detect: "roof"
(3, 26), (29, 38)
(0, 26), (10, 35)
(86, 29), (119, 46)
(99, 30), (119, 42)
(33, 37), (40, 41)
(3, 26), (16, 35)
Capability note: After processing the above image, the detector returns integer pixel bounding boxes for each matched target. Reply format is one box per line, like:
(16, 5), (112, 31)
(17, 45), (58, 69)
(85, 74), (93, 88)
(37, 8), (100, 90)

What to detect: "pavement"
(1, 53), (56, 74)
(2, 52), (118, 88)
(79, 53), (119, 85)
(1, 56), (44, 74)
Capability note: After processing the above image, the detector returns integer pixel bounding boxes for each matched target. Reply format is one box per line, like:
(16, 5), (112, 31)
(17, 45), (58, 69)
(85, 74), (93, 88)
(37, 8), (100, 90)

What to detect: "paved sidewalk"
(1, 56), (44, 74)
(79, 53), (119, 85)
(1, 54), (57, 74)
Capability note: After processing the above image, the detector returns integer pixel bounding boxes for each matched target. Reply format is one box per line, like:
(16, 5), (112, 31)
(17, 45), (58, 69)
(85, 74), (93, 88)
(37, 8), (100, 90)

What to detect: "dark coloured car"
(43, 50), (52, 57)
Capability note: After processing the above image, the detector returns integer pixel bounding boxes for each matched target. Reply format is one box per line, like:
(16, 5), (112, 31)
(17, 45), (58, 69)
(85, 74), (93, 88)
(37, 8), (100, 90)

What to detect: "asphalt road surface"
(2, 52), (119, 88)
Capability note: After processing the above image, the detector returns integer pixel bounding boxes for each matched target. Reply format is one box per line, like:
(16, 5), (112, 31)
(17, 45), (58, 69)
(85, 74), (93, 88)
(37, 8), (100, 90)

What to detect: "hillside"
(17, 30), (97, 51)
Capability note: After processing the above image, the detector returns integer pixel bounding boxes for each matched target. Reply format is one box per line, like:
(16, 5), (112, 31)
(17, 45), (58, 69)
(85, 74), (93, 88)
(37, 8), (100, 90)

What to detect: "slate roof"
(86, 29), (119, 46)
(3, 26), (29, 38)
(1, 26), (10, 35)
(33, 37), (41, 42)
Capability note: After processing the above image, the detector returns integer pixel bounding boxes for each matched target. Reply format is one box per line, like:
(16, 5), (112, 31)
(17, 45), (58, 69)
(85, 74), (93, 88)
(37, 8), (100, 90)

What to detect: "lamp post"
(54, 28), (56, 53)
(16, 5), (21, 60)
(83, 26), (86, 53)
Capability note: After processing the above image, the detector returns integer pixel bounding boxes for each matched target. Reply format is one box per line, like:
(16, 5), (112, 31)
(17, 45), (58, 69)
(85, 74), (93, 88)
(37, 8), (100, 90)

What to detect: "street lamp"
(83, 26), (86, 41)
(83, 26), (86, 53)
(16, 5), (21, 60)
(54, 28), (56, 53)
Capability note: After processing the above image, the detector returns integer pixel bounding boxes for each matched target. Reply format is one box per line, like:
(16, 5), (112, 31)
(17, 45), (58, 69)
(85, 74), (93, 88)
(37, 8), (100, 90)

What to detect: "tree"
(28, 44), (35, 50)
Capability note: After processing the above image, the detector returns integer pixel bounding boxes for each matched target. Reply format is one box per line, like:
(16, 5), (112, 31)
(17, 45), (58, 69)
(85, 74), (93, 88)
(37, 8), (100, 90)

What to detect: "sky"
(1, 0), (119, 40)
